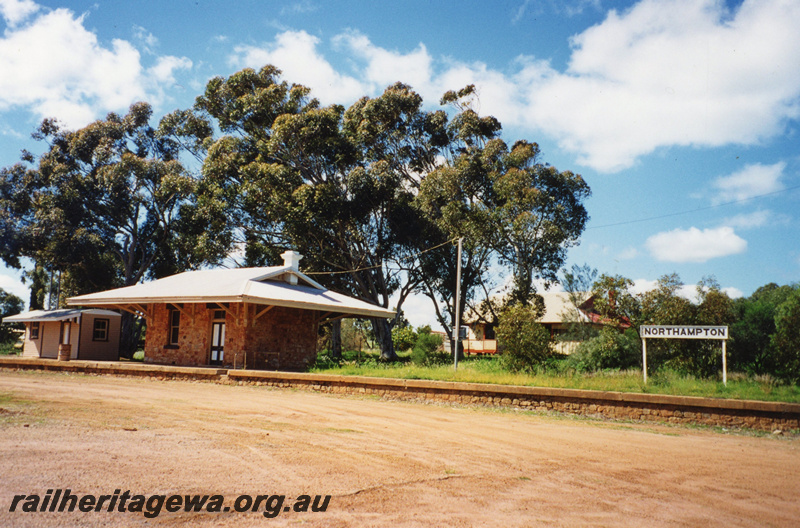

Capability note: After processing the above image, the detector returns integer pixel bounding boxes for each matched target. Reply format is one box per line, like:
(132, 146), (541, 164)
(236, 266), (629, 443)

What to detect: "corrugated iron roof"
(66, 266), (395, 319)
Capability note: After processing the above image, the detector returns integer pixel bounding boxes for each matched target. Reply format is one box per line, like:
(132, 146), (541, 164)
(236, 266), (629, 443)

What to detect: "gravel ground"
(0, 370), (798, 527)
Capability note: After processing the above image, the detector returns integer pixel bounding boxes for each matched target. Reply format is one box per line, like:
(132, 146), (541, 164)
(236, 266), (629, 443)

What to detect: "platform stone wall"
(2, 358), (798, 433)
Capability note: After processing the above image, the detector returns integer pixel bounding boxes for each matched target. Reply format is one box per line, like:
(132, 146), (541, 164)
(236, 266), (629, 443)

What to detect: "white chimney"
(280, 250), (303, 285)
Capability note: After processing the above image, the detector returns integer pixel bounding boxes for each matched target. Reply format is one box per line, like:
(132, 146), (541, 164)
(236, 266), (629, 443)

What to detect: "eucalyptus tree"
(414, 116), (500, 345)
(185, 68), (591, 360)
(193, 67), (445, 359)
(493, 140), (590, 305)
(414, 86), (590, 349)
(0, 102), (228, 354)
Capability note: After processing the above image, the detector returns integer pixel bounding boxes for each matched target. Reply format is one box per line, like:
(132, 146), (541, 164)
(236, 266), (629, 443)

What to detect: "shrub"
(410, 332), (447, 366)
(496, 304), (552, 372)
(567, 327), (641, 372)
(772, 289), (800, 382)
(391, 325), (418, 352)
(313, 350), (340, 369)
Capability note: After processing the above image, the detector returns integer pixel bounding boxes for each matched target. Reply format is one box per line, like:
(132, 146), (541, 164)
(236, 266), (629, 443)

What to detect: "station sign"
(639, 325), (728, 340)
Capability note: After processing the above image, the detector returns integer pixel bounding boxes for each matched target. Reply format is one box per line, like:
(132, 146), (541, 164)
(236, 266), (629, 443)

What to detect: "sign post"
(642, 337), (647, 384)
(638, 325), (729, 385)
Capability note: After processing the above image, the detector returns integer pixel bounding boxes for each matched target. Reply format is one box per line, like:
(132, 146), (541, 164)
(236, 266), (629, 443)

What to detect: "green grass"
(311, 351), (800, 403)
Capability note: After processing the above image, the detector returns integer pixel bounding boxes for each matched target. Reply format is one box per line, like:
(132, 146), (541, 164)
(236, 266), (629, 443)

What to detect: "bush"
(772, 289), (800, 382)
(496, 304), (552, 372)
(410, 332), (447, 366)
(391, 325), (417, 352)
(567, 327), (641, 372)
(313, 350), (341, 369)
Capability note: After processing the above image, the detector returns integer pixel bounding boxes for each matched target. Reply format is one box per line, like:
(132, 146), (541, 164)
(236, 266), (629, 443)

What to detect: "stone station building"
(67, 252), (394, 370)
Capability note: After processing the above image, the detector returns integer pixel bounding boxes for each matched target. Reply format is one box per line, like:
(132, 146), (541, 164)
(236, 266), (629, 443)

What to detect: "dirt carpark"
(0, 370), (798, 527)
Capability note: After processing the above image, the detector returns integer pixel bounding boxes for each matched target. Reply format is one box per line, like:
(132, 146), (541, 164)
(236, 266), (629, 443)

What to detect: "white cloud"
(645, 226), (747, 263)
(0, 269), (28, 308)
(0, 5), (192, 129)
(231, 30), (366, 105)
(722, 287), (744, 299)
(333, 31), (434, 94)
(631, 278), (699, 302)
(721, 210), (771, 229)
(133, 25), (159, 54)
(631, 278), (658, 295)
(0, 0), (38, 27)
(617, 247), (639, 260)
(390, 291), (438, 330)
(721, 209), (790, 230)
(711, 162), (785, 204)
(227, 0), (800, 173)
(148, 55), (192, 85)
(514, 0), (602, 22)
(521, 0), (800, 171)
(280, 1), (319, 16)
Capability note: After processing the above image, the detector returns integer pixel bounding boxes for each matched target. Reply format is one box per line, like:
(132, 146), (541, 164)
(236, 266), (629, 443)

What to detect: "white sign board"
(639, 325), (728, 340)
(638, 325), (729, 385)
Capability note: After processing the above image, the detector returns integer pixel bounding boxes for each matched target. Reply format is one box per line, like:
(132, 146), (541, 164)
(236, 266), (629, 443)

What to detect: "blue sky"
(0, 0), (798, 326)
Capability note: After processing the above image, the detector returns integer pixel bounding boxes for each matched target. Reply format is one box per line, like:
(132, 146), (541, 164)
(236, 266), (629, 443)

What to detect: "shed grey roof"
(3, 308), (122, 323)
(66, 266), (395, 319)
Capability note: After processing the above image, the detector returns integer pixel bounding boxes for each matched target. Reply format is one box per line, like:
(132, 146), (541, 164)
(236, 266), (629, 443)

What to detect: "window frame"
(29, 322), (40, 340)
(92, 318), (110, 342)
(168, 308), (181, 346)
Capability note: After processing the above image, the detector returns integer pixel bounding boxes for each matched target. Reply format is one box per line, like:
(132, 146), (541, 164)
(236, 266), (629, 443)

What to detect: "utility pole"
(453, 238), (463, 371)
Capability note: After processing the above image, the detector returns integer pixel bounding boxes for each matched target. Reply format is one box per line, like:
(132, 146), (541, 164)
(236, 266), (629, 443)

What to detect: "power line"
(587, 184), (800, 230)
(303, 237), (459, 276)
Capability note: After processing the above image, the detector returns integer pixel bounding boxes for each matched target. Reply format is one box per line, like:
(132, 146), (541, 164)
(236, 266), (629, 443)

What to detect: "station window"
(168, 308), (181, 345)
(93, 318), (109, 341)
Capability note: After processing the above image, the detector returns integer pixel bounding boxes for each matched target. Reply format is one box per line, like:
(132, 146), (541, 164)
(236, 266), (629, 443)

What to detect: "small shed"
(3, 308), (122, 361)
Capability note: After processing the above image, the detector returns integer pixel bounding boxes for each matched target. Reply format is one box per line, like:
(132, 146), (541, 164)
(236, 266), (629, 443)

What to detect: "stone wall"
(245, 307), (318, 371)
(1, 357), (798, 432)
(226, 371), (800, 433)
(144, 304), (212, 366)
(143, 303), (318, 371)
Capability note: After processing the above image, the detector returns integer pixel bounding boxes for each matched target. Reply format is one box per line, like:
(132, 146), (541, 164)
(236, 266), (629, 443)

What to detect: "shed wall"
(77, 314), (121, 361)
(40, 322), (62, 358)
(21, 323), (43, 358)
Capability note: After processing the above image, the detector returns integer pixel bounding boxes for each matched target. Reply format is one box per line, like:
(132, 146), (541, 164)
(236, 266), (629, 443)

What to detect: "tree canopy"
(1, 65), (592, 361)
(174, 68), (591, 359)
(0, 103), (231, 354)
(1, 102), (229, 297)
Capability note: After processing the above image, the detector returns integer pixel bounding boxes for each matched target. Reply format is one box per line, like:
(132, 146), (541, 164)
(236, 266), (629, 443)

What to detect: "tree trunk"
(371, 318), (397, 361)
(118, 312), (137, 359)
(330, 319), (342, 359)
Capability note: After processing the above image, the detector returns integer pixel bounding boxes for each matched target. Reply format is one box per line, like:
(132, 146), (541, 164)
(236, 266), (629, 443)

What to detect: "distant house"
(67, 251), (394, 371)
(3, 308), (122, 361)
(462, 292), (626, 355)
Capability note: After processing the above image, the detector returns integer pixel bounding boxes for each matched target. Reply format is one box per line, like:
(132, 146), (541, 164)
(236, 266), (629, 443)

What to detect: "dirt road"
(1, 370), (798, 527)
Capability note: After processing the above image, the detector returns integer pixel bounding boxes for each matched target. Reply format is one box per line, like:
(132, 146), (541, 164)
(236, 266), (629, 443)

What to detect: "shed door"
(210, 322), (225, 365)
